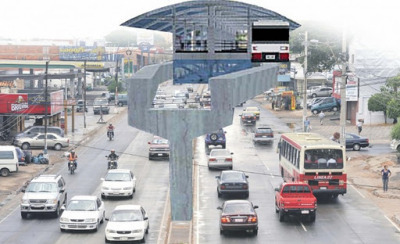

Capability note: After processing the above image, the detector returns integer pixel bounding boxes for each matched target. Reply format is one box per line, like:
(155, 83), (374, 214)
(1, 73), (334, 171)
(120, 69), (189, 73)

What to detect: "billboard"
(0, 94), (29, 114)
(59, 46), (106, 61)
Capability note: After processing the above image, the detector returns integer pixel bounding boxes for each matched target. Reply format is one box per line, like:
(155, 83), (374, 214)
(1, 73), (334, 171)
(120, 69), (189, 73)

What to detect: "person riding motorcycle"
(107, 149), (119, 169)
(68, 150), (78, 169)
(107, 123), (115, 139)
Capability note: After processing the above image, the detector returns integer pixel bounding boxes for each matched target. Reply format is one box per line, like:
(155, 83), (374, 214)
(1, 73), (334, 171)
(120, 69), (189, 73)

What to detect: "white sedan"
(101, 169), (136, 199)
(208, 149), (233, 170)
(59, 195), (105, 232)
(105, 205), (149, 243)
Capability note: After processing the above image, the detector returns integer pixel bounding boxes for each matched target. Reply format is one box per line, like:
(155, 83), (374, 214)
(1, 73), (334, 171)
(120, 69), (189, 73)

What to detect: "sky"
(1, 0), (400, 49)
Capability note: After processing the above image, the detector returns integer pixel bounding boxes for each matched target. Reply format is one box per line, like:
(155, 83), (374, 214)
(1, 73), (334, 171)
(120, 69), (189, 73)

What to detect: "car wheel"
(101, 194), (106, 200)
(222, 143), (226, 149)
(118, 102), (123, 106)
(54, 143), (62, 151)
(217, 189), (221, 198)
(312, 93), (317, 98)
(53, 204), (60, 218)
(93, 221), (99, 232)
(253, 229), (258, 236)
(146, 224), (149, 234)
(353, 143), (361, 151)
(275, 202), (279, 213)
(22, 143), (30, 150)
(140, 234), (146, 243)
(312, 110), (319, 115)
(279, 210), (285, 222)
(332, 106), (338, 112)
(100, 212), (105, 224)
(309, 212), (316, 222)
(220, 229), (225, 235)
(21, 212), (28, 219)
(0, 168), (10, 177)
(129, 191), (134, 199)
(60, 228), (66, 232)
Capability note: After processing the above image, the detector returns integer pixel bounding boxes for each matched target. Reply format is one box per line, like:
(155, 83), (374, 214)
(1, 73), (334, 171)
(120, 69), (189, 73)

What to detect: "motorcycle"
(68, 160), (76, 174)
(106, 155), (118, 169)
(107, 129), (114, 141)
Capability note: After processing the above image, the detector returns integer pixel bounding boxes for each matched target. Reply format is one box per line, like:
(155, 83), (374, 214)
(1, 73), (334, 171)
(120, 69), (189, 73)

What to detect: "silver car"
(14, 133), (69, 150)
(310, 87), (332, 98)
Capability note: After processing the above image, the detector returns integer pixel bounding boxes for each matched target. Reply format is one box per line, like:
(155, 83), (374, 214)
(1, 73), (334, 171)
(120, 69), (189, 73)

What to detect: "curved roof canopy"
(121, 0), (300, 35)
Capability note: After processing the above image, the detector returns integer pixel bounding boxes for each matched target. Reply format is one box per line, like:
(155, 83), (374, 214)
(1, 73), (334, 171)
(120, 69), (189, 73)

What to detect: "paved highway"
(194, 100), (400, 244)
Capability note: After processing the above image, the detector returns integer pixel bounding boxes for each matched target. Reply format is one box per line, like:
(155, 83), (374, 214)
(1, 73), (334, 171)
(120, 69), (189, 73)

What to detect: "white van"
(0, 146), (18, 177)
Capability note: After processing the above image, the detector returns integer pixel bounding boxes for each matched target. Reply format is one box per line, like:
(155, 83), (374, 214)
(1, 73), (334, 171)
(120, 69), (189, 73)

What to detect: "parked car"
(60, 195), (105, 232)
(390, 139), (400, 152)
(306, 85), (325, 97)
(105, 205), (149, 243)
(76, 99), (88, 112)
(311, 97), (340, 114)
(309, 87), (332, 98)
(345, 133), (369, 151)
(239, 112), (257, 126)
(148, 136), (170, 160)
(0, 146), (19, 177)
(217, 200), (258, 235)
(93, 98), (110, 115)
(101, 169), (136, 199)
(205, 129), (226, 149)
(14, 133), (69, 150)
(253, 127), (274, 144)
(15, 147), (26, 165)
(21, 174), (67, 219)
(216, 170), (249, 198)
(208, 148), (233, 170)
(275, 182), (317, 222)
(307, 97), (330, 109)
(243, 107), (260, 119)
(116, 94), (128, 107)
(13, 126), (64, 144)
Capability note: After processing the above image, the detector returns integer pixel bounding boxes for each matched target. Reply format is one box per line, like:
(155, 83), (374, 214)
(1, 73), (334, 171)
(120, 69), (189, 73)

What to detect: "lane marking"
(196, 159), (200, 244)
(350, 184), (365, 198)
(300, 222), (307, 232)
(265, 165), (270, 170)
(0, 206), (18, 225)
(385, 215), (400, 232)
(270, 173), (274, 179)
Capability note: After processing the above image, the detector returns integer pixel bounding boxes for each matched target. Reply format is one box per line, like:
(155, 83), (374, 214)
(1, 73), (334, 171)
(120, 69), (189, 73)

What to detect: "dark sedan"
(216, 170), (249, 198)
(239, 112), (257, 126)
(345, 133), (369, 151)
(217, 200), (258, 236)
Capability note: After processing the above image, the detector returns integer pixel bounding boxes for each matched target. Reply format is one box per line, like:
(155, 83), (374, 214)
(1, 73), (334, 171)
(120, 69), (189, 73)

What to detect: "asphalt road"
(194, 100), (400, 244)
(0, 114), (170, 244)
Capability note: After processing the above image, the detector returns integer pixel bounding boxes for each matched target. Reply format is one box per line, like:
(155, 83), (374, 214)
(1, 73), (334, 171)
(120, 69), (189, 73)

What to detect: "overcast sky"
(2, 0), (400, 49)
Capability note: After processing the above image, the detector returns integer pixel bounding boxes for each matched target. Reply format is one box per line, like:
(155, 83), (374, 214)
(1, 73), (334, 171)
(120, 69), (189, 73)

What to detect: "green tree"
(387, 98), (400, 122)
(391, 122), (400, 140)
(368, 92), (391, 123)
(107, 79), (125, 93)
(386, 73), (400, 96)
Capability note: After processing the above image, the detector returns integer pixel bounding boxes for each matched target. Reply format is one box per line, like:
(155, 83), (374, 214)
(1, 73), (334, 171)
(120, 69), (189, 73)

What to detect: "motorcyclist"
(68, 150), (78, 169)
(107, 123), (115, 138)
(107, 149), (119, 169)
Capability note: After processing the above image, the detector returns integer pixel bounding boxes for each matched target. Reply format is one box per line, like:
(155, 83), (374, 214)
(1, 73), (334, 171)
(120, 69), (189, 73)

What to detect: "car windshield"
(221, 172), (244, 181)
(152, 139), (169, 144)
(242, 113), (254, 117)
(224, 203), (254, 214)
(67, 200), (96, 211)
(110, 210), (143, 222)
(105, 173), (131, 181)
(246, 107), (259, 111)
(256, 128), (272, 133)
(304, 149), (344, 169)
(94, 99), (108, 105)
(210, 150), (229, 157)
(26, 182), (57, 192)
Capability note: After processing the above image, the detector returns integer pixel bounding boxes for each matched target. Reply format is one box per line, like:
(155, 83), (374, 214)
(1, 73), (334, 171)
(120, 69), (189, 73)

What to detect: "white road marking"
(300, 222), (307, 232)
(0, 206), (18, 225)
(350, 184), (365, 198)
(265, 165), (270, 170)
(196, 159), (200, 244)
(385, 215), (400, 232)
(270, 173), (274, 178)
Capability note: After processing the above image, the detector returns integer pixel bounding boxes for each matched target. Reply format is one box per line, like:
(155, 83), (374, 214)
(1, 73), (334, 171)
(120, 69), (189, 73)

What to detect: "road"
(0, 113), (170, 244)
(194, 100), (400, 244)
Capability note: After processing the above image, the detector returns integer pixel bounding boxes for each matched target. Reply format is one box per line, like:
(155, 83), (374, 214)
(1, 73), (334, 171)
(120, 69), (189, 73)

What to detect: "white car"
(105, 205), (149, 243)
(59, 195), (105, 232)
(208, 149), (233, 170)
(101, 169), (136, 199)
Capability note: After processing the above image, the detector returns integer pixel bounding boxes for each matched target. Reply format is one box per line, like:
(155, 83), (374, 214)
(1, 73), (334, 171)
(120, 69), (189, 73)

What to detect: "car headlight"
(132, 229), (144, 233)
(85, 218), (96, 223)
(46, 199), (57, 204)
(123, 187), (132, 190)
(106, 229), (116, 233)
(60, 217), (69, 222)
(102, 187), (110, 190)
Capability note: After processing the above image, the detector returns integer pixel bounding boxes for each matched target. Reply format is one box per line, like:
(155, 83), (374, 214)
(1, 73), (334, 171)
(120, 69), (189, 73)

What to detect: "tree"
(387, 98), (400, 122)
(107, 79), (124, 93)
(386, 73), (400, 96)
(368, 92), (391, 123)
(391, 122), (400, 140)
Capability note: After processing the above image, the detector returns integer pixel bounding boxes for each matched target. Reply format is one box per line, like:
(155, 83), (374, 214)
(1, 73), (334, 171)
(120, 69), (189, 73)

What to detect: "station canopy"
(121, 0), (300, 35)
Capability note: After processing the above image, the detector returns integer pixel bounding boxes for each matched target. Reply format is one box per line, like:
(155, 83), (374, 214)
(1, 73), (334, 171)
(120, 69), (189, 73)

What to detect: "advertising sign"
(59, 46), (105, 61)
(0, 94), (29, 114)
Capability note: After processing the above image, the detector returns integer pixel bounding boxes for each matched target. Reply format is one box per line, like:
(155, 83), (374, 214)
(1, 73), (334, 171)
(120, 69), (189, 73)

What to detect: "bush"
(391, 122), (400, 140)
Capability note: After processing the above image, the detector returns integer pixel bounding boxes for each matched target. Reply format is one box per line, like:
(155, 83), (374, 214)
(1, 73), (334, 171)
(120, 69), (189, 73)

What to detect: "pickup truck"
(275, 182), (317, 222)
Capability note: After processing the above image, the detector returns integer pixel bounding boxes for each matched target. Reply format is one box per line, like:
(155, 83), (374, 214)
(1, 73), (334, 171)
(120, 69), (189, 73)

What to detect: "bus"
(251, 20), (290, 63)
(277, 133), (346, 198)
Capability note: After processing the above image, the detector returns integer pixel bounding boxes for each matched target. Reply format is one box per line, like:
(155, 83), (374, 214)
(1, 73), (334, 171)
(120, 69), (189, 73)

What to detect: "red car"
(148, 136), (170, 160)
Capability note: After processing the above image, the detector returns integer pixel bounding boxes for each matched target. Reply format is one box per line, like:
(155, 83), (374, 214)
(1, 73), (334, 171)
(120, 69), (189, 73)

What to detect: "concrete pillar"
(69, 78), (75, 98)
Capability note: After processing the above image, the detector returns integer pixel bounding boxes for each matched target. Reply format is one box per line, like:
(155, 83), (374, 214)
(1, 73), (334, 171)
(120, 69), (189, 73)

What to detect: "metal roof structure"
(121, 0), (300, 35)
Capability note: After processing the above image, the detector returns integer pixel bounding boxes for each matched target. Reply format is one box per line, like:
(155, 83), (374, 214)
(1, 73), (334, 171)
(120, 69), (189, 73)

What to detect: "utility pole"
(115, 58), (119, 106)
(302, 31), (308, 132)
(83, 60), (87, 129)
(340, 31), (347, 146)
(44, 61), (49, 156)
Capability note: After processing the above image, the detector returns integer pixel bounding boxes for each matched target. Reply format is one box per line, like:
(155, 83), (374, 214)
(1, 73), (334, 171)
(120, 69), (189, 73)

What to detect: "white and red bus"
(277, 133), (347, 198)
(251, 20), (290, 63)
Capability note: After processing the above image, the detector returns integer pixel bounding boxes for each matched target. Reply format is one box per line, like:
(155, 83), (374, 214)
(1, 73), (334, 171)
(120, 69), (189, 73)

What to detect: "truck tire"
(279, 210), (285, 222)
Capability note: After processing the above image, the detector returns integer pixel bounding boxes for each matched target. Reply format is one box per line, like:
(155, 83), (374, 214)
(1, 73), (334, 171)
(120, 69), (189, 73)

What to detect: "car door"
(141, 207), (149, 229)
(46, 134), (56, 147)
(32, 135), (45, 147)
(345, 134), (355, 148)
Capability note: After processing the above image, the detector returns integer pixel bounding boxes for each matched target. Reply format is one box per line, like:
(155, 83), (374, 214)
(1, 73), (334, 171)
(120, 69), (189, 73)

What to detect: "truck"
(274, 182), (317, 222)
(93, 98), (110, 115)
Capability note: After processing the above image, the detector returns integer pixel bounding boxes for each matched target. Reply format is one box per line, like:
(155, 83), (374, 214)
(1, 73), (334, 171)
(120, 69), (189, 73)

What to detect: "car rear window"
(256, 128), (272, 133)
(211, 150), (229, 157)
(0, 151), (14, 159)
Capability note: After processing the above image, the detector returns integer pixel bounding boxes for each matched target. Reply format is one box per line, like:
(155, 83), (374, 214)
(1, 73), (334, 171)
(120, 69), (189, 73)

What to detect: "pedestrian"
(381, 165), (392, 192)
(304, 117), (311, 132)
(319, 111), (325, 125)
(272, 100), (275, 110)
(356, 119), (363, 135)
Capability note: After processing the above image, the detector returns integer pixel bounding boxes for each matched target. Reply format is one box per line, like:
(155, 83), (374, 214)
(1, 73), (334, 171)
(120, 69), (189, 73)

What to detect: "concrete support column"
(29, 69), (34, 88)
(69, 78), (75, 98)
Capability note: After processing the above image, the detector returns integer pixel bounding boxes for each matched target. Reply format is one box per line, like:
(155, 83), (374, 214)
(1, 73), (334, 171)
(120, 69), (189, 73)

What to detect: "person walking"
(319, 111), (325, 125)
(304, 117), (311, 132)
(356, 119), (363, 135)
(381, 165), (392, 192)
(272, 100), (275, 110)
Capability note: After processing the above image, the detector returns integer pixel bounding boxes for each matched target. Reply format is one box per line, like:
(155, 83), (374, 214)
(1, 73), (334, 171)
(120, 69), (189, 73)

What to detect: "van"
(116, 94), (128, 106)
(93, 98), (110, 114)
(0, 146), (19, 177)
(13, 126), (64, 144)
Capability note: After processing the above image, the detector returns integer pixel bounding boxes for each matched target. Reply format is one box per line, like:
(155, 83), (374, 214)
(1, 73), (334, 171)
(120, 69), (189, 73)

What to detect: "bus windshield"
(304, 149), (343, 170)
(252, 28), (289, 42)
